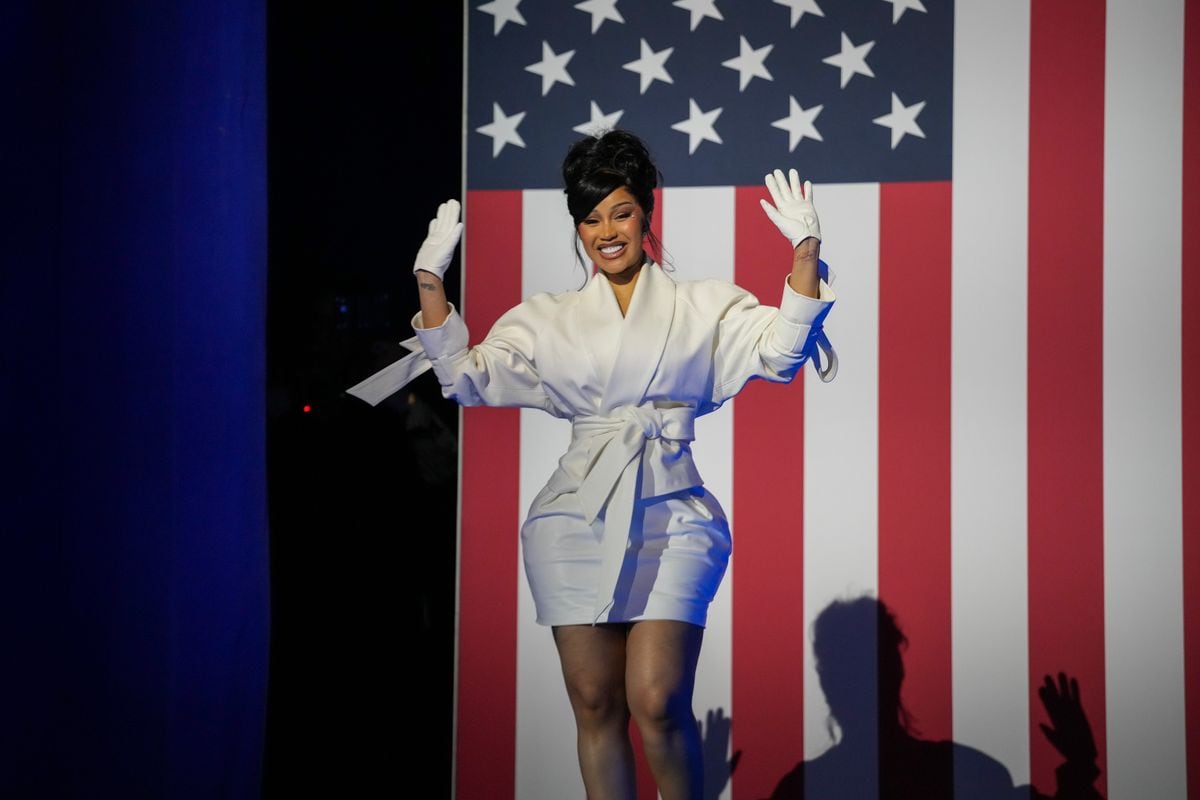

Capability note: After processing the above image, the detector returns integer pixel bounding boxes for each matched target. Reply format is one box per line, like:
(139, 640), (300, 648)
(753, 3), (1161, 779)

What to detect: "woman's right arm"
(415, 271), (450, 329)
(411, 199), (461, 330)
(407, 199), (560, 414)
(345, 200), (553, 409)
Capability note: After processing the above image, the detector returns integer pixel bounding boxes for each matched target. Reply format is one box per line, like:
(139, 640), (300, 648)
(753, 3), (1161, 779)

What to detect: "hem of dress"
(535, 612), (709, 629)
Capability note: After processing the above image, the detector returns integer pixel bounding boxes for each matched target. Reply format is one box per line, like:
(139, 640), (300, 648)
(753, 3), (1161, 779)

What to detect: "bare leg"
(625, 620), (705, 800)
(552, 623), (636, 799)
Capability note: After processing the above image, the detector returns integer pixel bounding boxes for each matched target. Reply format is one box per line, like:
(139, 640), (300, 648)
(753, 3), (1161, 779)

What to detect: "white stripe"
(522, 188), (587, 298)
(515, 189), (587, 800)
(950, 0), (1032, 789)
(1103, 1), (1187, 797)
(664, 186), (735, 800)
(662, 186), (737, 284)
(803, 183), (881, 761)
(516, 409), (580, 800)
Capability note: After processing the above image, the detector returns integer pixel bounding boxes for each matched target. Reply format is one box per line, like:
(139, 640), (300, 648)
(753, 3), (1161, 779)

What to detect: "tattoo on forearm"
(418, 281), (438, 291)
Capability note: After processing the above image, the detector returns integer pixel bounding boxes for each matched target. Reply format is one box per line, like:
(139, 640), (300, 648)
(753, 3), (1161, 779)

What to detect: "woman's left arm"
(704, 170), (836, 405)
(788, 238), (820, 299)
(761, 168), (822, 299)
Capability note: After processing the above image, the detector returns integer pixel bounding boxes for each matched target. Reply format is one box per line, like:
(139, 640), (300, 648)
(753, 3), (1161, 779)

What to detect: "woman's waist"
(548, 433), (702, 499)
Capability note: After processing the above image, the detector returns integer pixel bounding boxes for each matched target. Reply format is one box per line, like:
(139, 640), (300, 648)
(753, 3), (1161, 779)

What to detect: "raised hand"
(759, 168), (821, 249)
(413, 199), (464, 280)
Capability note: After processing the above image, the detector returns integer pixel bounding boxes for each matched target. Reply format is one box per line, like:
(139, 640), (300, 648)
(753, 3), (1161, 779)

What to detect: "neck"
(603, 259), (646, 286)
(609, 260), (648, 316)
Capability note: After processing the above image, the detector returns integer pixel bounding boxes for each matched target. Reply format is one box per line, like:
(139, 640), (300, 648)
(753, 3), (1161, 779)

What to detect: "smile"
(599, 243), (626, 257)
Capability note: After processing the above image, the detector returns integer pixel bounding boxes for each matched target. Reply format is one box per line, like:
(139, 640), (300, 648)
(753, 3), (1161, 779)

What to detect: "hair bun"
(562, 129), (661, 227)
(600, 131), (658, 189)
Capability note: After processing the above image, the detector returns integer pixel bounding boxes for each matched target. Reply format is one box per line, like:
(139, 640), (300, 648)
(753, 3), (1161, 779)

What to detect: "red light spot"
(302, 404), (312, 413)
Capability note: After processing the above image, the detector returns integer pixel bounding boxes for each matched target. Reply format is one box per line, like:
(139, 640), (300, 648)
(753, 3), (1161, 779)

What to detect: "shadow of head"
(813, 595), (912, 741)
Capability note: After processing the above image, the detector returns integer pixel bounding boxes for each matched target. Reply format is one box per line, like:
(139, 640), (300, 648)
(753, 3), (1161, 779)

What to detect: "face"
(576, 187), (647, 279)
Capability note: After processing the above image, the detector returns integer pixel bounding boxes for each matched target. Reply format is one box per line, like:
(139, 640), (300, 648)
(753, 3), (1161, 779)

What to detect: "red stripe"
(649, 187), (664, 264)
(877, 182), (953, 749)
(1027, 2), (1108, 795)
(1183, 0), (1200, 795)
(731, 186), (807, 799)
(628, 721), (657, 800)
(457, 190), (522, 800)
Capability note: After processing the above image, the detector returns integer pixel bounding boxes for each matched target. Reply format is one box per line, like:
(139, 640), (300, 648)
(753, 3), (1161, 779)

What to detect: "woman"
(348, 130), (837, 799)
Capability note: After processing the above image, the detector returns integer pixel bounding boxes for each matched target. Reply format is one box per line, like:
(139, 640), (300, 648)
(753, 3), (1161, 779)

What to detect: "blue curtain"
(3, 2), (269, 796)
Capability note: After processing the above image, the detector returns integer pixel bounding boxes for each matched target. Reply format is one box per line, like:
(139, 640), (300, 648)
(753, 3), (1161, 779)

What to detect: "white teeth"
(600, 244), (623, 254)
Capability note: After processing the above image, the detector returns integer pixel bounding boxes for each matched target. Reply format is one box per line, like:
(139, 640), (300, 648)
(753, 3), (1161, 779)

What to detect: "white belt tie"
(344, 336), (432, 406)
(570, 405), (700, 623)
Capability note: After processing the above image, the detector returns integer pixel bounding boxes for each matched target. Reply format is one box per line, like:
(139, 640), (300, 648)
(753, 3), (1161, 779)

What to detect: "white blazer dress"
(348, 260), (836, 627)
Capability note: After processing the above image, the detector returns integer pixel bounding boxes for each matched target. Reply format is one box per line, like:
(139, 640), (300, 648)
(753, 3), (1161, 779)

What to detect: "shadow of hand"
(699, 707), (742, 800)
(1037, 672), (1098, 765)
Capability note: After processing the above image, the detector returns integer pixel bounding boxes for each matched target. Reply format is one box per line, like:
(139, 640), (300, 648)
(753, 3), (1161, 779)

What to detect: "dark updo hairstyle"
(561, 129), (667, 279)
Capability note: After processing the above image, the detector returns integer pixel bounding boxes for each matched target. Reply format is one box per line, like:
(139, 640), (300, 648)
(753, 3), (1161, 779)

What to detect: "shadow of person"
(765, 596), (1103, 800)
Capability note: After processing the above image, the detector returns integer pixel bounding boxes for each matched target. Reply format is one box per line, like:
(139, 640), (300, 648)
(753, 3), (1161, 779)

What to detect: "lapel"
(573, 269), (623, 398)
(599, 261), (676, 411)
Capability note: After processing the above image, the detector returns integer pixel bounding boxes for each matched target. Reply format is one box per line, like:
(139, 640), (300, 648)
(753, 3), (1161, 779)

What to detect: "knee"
(564, 675), (628, 728)
(628, 681), (692, 729)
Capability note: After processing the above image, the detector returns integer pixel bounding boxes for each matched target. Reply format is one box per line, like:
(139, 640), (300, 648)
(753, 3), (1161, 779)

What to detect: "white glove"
(413, 199), (464, 280)
(759, 168), (820, 248)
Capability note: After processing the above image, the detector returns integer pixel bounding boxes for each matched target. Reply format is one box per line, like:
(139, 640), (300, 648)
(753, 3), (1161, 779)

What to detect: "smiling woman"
(578, 188), (644, 280)
(561, 131), (657, 316)
(563, 130), (663, 292)
(348, 128), (839, 800)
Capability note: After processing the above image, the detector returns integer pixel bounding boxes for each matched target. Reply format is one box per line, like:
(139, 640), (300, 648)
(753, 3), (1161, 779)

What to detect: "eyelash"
(583, 212), (633, 225)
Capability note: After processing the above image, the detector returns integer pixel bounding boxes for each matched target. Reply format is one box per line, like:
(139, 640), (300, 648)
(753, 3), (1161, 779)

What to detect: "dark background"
(5, 1), (273, 797)
(264, 2), (464, 798)
(4, 1), (463, 797)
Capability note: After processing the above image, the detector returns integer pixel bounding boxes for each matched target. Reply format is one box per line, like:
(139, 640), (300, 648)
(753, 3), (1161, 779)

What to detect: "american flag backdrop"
(451, 1), (1198, 798)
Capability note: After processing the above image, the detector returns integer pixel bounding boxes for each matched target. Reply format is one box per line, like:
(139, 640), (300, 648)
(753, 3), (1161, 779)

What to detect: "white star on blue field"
(467, 0), (952, 189)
